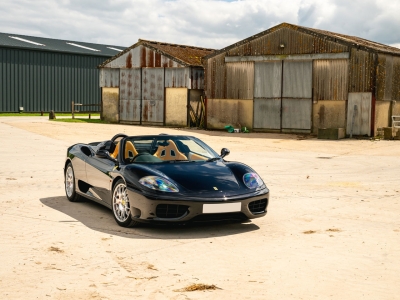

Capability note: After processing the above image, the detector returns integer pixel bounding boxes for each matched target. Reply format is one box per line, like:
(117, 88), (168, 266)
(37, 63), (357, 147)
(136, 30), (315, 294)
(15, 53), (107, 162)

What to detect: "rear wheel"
(64, 163), (82, 202)
(112, 179), (140, 227)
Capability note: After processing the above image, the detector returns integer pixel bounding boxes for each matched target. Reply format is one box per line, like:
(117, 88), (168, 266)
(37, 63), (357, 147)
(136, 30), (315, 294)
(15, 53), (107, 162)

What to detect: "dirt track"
(1, 117), (399, 299)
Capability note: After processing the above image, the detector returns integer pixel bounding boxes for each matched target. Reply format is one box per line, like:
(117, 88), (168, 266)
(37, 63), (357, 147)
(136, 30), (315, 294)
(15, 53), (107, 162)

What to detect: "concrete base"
(383, 127), (393, 140)
(318, 128), (345, 140)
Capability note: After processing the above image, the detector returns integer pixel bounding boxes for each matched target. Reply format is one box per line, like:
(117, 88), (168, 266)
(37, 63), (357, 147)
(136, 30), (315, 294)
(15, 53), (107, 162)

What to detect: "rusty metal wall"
(206, 53), (226, 98)
(313, 59), (348, 101)
(141, 68), (164, 124)
(226, 62), (254, 99)
(383, 55), (393, 101)
(120, 68), (141, 123)
(190, 67), (204, 89)
(227, 27), (348, 57)
(204, 26), (349, 100)
(99, 68), (120, 87)
(393, 56), (400, 101)
(348, 49), (374, 93)
(165, 67), (190, 88)
(104, 45), (183, 69)
(377, 54), (400, 101)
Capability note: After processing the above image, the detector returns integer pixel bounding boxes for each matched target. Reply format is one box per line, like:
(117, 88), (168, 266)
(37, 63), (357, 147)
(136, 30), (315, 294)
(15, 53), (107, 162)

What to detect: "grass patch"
(0, 112), (100, 117)
(303, 230), (317, 234)
(50, 118), (108, 124)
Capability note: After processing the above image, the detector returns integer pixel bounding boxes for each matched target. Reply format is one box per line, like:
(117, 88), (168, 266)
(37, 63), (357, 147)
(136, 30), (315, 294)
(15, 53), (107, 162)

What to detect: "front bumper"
(126, 188), (269, 224)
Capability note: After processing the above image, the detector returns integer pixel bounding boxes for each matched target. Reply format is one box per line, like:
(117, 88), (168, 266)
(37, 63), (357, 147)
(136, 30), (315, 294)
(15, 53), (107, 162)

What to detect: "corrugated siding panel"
(226, 62), (254, 99)
(313, 59), (348, 101)
(190, 67), (204, 89)
(165, 68), (189, 88)
(253, 98), (281, 129)
(105, 45), (184, 68)
(205, 27), (350, 100)
(376, 54), (388, 101)
(142, 68), (164, 123)
(227, 27), (348, 57)
(206, 53), (225, 98)
(119, 68), (141, 100)
(99, 68), (120, 87)
(120, 68), (141, 123)
(142, 68), (164, 101)
(0, 47), (105, 112)
(254, 61), (282, 98)
(282, 98), (312, 129)
(347, 92), (372, 136)
(393, 56), (400, 101)
(283, 60), (312, 98)
(348, 49), (374, 93)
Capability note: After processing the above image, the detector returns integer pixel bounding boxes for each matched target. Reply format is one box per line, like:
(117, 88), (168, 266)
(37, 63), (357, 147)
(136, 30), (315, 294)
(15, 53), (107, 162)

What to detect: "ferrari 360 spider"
(64, 133), (269, 227)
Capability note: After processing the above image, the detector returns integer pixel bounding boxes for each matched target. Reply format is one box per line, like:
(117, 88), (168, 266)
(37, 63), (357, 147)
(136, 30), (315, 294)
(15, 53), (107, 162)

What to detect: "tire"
(112, 179), (140, 227)
(64, 162), (82, 202)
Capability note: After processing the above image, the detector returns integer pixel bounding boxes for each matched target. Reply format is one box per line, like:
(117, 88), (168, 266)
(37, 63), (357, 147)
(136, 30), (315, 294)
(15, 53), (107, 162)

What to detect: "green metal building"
(0, 32), (126, 112)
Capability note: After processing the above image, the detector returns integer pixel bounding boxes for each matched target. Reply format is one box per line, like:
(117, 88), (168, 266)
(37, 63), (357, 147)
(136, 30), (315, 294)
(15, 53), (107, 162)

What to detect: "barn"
(98, 39), (214, 126)
(0, 32), (125, 112)
(203, 23), (400, 136)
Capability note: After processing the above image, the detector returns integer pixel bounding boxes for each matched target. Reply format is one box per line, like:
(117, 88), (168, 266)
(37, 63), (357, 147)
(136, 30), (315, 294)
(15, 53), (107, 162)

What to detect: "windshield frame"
(119, 135), (220, 164)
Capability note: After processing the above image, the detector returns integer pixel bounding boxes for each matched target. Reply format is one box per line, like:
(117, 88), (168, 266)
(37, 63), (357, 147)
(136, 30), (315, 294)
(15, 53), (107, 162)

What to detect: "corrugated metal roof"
(204, 23), (400, 60)
(99, 39), (215, 68)
(0, 32), (127, 57)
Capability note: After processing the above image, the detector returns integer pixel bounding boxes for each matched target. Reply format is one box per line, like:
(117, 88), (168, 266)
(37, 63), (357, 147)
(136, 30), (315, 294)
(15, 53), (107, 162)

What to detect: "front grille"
(248, 199), (267, 214)
(156, 204), (189, 219)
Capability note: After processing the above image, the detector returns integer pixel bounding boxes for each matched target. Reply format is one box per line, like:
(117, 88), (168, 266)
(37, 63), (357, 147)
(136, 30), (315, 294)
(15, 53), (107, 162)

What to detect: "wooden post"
(72, 101), (75, 119)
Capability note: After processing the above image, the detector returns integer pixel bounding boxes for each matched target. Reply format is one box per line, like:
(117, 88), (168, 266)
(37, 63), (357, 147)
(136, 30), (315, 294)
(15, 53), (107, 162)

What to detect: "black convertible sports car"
(64, 133), (269, 227)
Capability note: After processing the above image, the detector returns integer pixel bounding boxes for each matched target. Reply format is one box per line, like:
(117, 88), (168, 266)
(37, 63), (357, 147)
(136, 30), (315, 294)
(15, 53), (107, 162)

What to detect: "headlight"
(139, 176), (179, 192)
(243, 173), (264, 189)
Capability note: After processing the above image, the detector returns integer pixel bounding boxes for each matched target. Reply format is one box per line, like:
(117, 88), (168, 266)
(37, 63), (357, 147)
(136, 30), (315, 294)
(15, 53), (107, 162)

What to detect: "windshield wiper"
(206, 157), (221, 162)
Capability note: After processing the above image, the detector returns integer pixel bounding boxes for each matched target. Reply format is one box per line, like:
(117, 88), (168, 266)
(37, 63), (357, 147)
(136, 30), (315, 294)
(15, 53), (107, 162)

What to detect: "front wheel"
(64, 162), (82, 202)
(112, 179), (140, 227)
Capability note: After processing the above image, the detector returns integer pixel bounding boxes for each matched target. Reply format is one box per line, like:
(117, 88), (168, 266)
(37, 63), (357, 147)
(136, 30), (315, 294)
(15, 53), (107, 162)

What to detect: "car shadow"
(40, 196), (260, 239)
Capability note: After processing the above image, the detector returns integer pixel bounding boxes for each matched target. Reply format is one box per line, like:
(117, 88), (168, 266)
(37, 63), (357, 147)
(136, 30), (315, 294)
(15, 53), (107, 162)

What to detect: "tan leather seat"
(125, 141), (138, 159)
(110, 141), (139, 160)
(153, 140), (187, 161)
(109, 142), (120, 159)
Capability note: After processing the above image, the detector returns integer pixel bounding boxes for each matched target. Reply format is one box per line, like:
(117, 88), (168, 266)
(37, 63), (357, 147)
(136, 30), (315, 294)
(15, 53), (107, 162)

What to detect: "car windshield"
(122, 136), (219, 163)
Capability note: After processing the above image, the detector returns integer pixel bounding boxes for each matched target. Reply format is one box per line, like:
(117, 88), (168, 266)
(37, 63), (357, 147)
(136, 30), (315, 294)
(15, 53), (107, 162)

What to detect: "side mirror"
(96, 149), (117, 163)
(220, 148), (230, 158)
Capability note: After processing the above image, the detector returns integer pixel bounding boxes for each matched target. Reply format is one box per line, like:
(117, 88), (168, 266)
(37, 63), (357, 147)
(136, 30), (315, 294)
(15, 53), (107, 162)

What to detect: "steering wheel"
(111, 133), (128, 143)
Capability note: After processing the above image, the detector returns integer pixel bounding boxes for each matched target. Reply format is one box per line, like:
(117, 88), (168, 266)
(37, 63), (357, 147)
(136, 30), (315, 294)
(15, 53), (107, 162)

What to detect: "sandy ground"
(0, 116), (399, 300)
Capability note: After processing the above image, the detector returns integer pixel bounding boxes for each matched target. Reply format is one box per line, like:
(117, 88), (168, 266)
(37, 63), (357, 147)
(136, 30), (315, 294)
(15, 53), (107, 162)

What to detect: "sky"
(1, 0), (400, 50)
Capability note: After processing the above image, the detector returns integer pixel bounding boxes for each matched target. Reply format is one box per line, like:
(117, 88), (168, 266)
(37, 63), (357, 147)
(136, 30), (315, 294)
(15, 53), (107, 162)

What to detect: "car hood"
(136, 161), (244, 195)
(127, 161), (251, 198)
